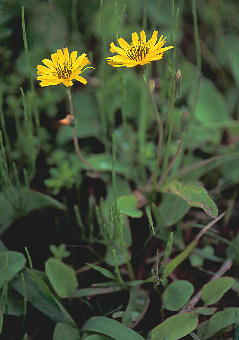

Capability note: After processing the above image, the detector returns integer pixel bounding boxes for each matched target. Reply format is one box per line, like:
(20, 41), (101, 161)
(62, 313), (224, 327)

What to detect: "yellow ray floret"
(106, 30), (174, 68)
(37, 47), (92, 87)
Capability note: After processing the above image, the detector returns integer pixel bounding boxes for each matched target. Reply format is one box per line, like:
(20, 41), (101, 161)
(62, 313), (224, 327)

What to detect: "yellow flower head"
(37, 47), (92, 87)
(106, 30), (174, 68)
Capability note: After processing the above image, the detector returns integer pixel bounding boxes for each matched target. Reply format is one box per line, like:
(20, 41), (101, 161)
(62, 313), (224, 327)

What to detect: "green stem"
(142, 70), (164, 182)
(66, 88), (93, 169)
(191, 0), (202, 114)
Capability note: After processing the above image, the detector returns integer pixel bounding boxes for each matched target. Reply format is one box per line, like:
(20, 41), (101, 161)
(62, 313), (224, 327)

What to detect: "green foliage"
(151, 313), (198, 340)
(163, 280), (194, 311)
(45, 258), (78, 298)
(82, 316), (145, 340)
(197, 308), (239, 339)
(53, 323), (80, 340)
(201, 277), (235, 305)
(162, 181), (218, 218)
(0, 0), (239, 338)
(117, 195), (143, 218)
(49, 244), (71, 261)
(11, 268), (75, 325)
(0, 186), (65, 232)
(0, 251), (26, 288)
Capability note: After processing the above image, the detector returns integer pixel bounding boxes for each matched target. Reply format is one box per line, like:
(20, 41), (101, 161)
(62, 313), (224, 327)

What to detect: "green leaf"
(151, 313), (198, 340)
(162, 181), (218, 218)
(201, 277), (234, 305)
(1, 287), (24, 316)
(53, 323), (80, 340)
(45, 258), (78, 298)
(0, 187), (65, 232)
(122, 287), (149, 327)
(0, 251), (26, 288)
(87, 263), (116, 280)
(0, 310), (3, 334)
(193, 307), (217, 316)
(11, 269), (75, 325)
(85, 154), (131, 177)
(159, 194), (190, 227)
(71, 286), (122, 298)
(162, 240), (197, 280)
(197, 307), (239, 339)
(84, 335), (112, 340)
(193, 77), (232, 128)
(117, 195), (143, 218)
(163, 280), (194, 311)
(82, 316), (145, 340)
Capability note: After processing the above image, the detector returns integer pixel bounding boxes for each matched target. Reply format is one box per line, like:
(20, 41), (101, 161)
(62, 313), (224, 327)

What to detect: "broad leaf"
(197, 307), (239, 339)
(11, 269), (75, 325)
(0, 187), (65, 232)
(163, 280), (194, 311)
(82, 316), (145, 340)
(117, 195), (143, 218)
(193, 77), (231, 128)
(151, 313), (198, 340)
(159, 193), (190, 227)
(122, 287), (149, 327)
(162, 181), (218, 218)
(0, 251), (26, 288)
(201, 277), (234, 305)
(45, 258), (78, 298)
(53, 322), (80, 340)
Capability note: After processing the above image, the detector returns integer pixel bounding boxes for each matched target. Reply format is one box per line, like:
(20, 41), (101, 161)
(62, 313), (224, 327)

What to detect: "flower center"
(126, 43), (149, 61)
(54, 61), (73, 79)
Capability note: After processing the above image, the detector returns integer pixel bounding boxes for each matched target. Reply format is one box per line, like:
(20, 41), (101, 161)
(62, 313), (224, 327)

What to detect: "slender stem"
(191, 0), (202, 115)
(66, 88), (93, 169)
(142, 71), (164, 170)
(158, 139), (182, 189)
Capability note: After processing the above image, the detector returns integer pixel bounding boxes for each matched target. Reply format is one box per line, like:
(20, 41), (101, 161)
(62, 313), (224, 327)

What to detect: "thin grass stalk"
(162, 3), (179, 173)
(21, 6), (39, 129)
(191, 0), (202, 114)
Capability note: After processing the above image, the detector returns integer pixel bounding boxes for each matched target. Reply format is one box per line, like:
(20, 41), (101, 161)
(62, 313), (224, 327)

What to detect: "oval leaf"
(0, 251), (26, 288)
(162, 181), (218, 218)
(201, 277), (234, 305)
(151, 313), (198, 340)
(82, 316), (145, 340)
(198, 307), (239, 339)
(11, 269), (74, 325)
(45, 258), (78, 298)
(117, 195), (143, 218)
(163, 280), (194, 311)
(53, 322), (80, 340)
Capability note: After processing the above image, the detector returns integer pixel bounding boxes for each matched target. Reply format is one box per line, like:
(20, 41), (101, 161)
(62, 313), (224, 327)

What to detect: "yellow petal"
(72, 53), (90, 71)
(109, 42), (128, 56)
(131, 32), (139, 47)
(140, 30), (147, 44)
(70, 51), (78, 63)
(62, 80), (73, 87)
(37, 65), (53, 74)
(51, 52), (59, 65)
(42, 59), (55, 69)
(62, 47), (70, 61)
(147, 30), (158, 47)
(75, 75), (87, 84)
(118, 38), (130, 50)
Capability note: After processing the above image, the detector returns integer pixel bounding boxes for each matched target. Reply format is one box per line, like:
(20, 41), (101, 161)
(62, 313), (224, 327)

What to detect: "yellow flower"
(106, 30), (174, 68)
(37, 47), (91, 87)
